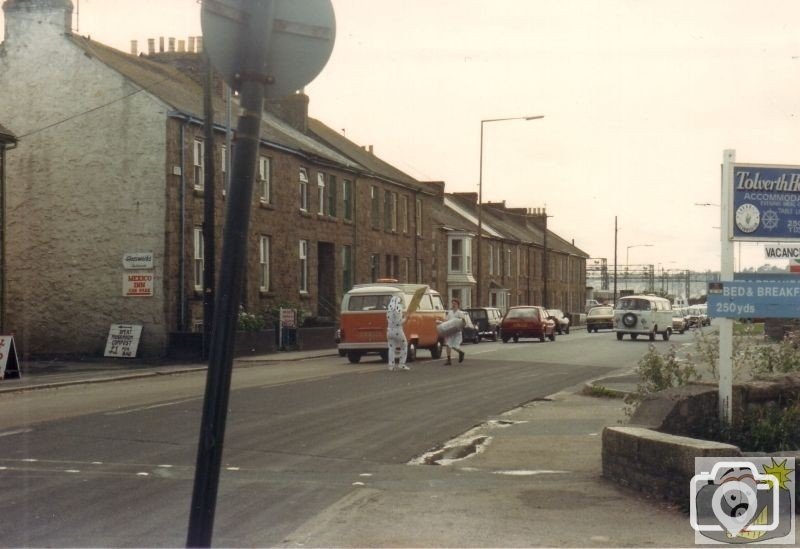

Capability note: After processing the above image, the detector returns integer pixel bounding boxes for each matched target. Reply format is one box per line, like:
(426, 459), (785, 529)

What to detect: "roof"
(348, 283), (434, 295)
(67, 35), (358, 170)
(307, 118), (434, 195)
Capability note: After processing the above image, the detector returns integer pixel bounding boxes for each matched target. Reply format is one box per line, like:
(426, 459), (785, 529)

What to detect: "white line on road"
(105, 397), (200, 416)
(0, 428), (32, 437)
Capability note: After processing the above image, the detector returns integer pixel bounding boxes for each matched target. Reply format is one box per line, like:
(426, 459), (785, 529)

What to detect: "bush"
(690, 399), (800, 452)
(624, 344), (699, 414)
(237, 308), (266, 332)
(751, 331), (800, 376)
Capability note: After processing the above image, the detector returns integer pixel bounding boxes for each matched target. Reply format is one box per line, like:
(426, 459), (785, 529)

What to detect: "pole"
(613, 216), (618, 305)
(543, 215), (548, 308)
(187, 1), (275, 545)
(719, 149), (736, 424)
(477, 121), (484, 305)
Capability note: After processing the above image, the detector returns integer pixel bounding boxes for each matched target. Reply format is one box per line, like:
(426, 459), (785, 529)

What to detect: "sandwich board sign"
(104, 324), (143, 358)
(0, 335), (21, 379)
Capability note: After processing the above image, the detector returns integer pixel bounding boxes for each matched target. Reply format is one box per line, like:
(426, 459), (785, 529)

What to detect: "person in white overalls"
(443, 298), (466, 365)
(386, 295), (409, 371)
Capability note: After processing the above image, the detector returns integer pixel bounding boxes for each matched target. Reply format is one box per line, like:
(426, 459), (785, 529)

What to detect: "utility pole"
(202, 54), (216, 360)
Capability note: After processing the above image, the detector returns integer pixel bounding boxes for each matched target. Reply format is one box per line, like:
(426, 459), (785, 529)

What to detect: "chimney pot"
(178, 39), (185, 52)
(168, 37), (176, 52)
(188, 36), (196, 53)
(368, 145), (374, 154)
(130, 40), (138, 56)
(148, 38), (155, 55)
(159, 37), (165, 53)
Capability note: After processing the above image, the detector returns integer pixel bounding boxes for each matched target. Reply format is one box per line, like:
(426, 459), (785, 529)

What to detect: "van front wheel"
(662, 329), (671, 341)
(407, 342), (417, 362)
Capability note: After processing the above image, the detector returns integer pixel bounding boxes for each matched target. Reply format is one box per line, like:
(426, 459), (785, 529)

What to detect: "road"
(0, 329), (695, 547)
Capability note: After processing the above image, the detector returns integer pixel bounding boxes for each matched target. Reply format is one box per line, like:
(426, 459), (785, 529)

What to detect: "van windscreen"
(348, 294), (395, 311)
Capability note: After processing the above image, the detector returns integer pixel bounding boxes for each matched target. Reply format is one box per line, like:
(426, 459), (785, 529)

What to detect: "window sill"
(259, 290), (274, 297)
(193, 188), (204, 197)
(259, 201), (274, 210)
(299, 292), (311, 300)
(299, 210), (312, 218)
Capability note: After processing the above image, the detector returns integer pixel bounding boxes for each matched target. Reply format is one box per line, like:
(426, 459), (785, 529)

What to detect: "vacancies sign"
(732, 163), (800, 240)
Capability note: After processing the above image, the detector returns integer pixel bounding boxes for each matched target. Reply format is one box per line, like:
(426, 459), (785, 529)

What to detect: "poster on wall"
(123, 271), (154, 297)
(104, 324), (143, 358)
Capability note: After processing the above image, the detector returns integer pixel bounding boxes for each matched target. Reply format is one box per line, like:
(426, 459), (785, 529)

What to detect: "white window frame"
(391, 192), (398, 232)
(415, 198), (422, 236)
(193, 139), (204, 191)
(259, 235), (270, 292)
(259, 156), (271, 204)
(343, 179), (353, 221)
(193, 226), (204, 291)
(450, 238), (464, 273)
(401, 257), (409, 282)
(299, 168), (309, 211)
(489, 244), (494, 275)
(317, 172), (326, 215)
(400, 195), (409, 233)
(299, 239), (308, 293)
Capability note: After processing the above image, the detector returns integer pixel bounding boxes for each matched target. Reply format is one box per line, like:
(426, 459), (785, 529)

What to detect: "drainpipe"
(0, 141), (16, 333)
(413, 190), (419, 282)
(179, 120), (187, 331)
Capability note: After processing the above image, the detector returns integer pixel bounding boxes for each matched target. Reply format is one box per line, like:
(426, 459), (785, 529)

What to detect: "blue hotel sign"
(708, 280), (800, 318)
(732, 164), (800, 241)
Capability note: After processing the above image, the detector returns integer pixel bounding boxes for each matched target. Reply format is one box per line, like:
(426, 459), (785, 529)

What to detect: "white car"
(547, 309), (571, 335)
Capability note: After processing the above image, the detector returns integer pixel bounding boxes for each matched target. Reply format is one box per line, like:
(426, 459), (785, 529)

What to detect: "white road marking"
(0, 428), (32, 437)
(492, 470), (569, 476)
(105, 397), (199, 416)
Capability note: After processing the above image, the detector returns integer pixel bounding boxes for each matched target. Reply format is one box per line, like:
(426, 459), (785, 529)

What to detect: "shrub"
(624, 344), (699, 414)
(236, 308), (266, 332)
(691, 399), (800, 452)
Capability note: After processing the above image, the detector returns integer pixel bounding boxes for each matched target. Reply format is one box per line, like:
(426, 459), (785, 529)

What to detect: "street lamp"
(625, 244), (653, 291)
(476, 115), (544, 305)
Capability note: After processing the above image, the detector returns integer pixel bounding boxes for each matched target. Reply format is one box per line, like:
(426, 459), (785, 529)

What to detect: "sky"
(3, 0), (800, 273)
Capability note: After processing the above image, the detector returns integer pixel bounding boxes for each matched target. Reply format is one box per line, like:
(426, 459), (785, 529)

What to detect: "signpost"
(718, 152), (800, 425)
(188, 1), (335, 546)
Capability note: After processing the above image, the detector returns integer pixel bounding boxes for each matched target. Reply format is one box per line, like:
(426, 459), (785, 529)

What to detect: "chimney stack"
(148, 38), (155, 54)
(159, 36), (165, 53)
(178, 39), (185, 52)
(168, 37), (175, 52)
(130, 40), (138, 56)
(188, 36), (196, 53)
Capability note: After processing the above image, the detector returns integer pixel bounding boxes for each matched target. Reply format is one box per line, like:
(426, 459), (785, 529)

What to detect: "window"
(299, 168), (309, 211)
(327, 174), (337, 217)
(342, 245), (352, 291)
(193, 139), (204, 191)
(220, 145), (227, 174)
(259, 235), (270, 292)
(371, 186), (380, 228)
(391, 192), (398, 232)
(416, 259), (423, 283)
(506, 248), (511, 276)
(299, 239), (308, 293)
(384, 190), (392, 230)
(488, 244), (494, 275)
(370, 254), (379, 281)
(451, 239), (463, 272)
(317, 172), (325, 215)
(258, 156), (271, 204)
(415, 198), (422, 236)
(400, 195), (409, 233)
(193, 226), (204, 290)
(401, 257), (409, 282)
(343, 179), (353, 220)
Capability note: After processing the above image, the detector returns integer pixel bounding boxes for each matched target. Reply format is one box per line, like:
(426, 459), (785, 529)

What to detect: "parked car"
(461, 311), (481, 344)
(464, 307), (503, 341)
(501, 306), (556, 343)
(586, 306), (614, 332)
(546, 309), (570, 334)
(337, 280), (446, 363)
(671, 307), (688, 334)
(614, 295), (674, 341)
(686, 305), (710, 328)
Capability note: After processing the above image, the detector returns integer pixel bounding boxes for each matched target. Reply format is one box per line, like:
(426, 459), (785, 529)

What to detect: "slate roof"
(444, 193), (589, 257)
(67, 35), (358, 170)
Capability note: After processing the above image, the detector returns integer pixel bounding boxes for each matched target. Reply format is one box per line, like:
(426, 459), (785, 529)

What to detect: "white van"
(613, 295), (674, 341)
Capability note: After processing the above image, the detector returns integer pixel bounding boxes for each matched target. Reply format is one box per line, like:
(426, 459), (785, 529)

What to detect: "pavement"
(0, 348), (699, 547)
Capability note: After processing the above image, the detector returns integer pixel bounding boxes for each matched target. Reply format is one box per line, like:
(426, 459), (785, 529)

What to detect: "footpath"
(0, 350), (696, 547)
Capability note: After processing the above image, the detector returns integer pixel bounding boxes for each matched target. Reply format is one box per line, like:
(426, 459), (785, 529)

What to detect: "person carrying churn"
(441, 298), (467, 365)
(386, 295), (410, 371)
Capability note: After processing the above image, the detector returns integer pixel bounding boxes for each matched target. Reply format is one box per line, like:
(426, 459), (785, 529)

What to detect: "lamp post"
(625, 244), (653, 291)
(476, 115), (544, 305)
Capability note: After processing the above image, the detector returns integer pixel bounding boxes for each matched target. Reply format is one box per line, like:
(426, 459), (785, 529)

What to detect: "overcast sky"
(3, 0), (800, 273)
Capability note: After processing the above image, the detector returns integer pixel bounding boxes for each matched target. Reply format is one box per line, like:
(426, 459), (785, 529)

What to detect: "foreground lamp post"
(476, 115), (544, 305)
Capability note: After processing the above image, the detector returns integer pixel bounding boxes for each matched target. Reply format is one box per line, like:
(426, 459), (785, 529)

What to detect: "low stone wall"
(602, 373), (800, 506)
(602, 427), (740, 503)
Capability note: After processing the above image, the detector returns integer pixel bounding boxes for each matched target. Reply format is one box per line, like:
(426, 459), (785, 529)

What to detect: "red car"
(501, 306), (556, 343)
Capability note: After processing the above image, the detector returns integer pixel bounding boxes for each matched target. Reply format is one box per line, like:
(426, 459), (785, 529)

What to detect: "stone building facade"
(0, 0), (587, 358)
